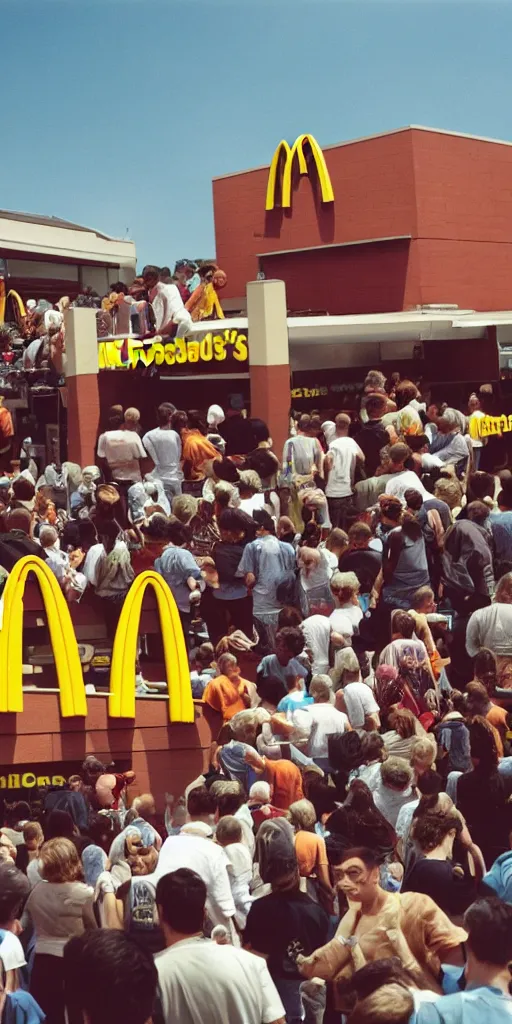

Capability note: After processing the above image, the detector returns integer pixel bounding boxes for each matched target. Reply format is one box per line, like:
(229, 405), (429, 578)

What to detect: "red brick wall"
(214, 130), (417, 298)
(260, 239), (411, 314)
(214, 127), (512, 313)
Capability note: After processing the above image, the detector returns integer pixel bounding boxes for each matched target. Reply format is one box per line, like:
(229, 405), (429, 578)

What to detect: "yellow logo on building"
(266, 134), (334, 211)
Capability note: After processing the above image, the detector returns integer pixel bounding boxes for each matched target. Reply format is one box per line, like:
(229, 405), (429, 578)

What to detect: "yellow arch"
(109, 571), (194, 723)
(266, 134), (334, 211)
(265, 139), (291, 211)
(6, 290), (26, 320)
(0, 555), (87, 717)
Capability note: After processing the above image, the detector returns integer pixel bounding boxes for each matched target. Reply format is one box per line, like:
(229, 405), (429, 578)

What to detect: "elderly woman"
(202, 652), (250, 722)
(298, 546), (335, 618)
(430, 408), (471, 474)
(466, 571), (512, 687)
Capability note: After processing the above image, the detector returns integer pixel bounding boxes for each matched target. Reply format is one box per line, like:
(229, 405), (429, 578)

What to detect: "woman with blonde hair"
(26, 837), (95, 1024)
(329, 571), (362, 636)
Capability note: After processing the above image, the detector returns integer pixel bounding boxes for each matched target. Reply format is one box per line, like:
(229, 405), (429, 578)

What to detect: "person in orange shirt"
(244, 746), (305, 810)
(289, 798), (334, 908)
(466, 680), (508, 757)
(181, 410), (220, 481)
(202, 652), (250, 722)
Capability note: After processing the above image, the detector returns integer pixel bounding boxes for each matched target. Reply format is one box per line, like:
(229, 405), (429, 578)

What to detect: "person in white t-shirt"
(97, 410), (146, 486)
(324, 414), (364, 529)
(304, 676), (350, 770)
(336, 676), (381, 731)
(143, 402), (183, 501)
(155, 868), (285, 1024)
(0, 861), (29, 989)
(142, 264), (193, 337)
(384, 442), (431, 504)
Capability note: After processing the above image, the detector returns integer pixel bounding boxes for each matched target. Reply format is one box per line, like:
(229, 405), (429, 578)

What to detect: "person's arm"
(165, 285), (193, 335)
(382, 531), (402, 585)
(369, 568), (383, 608)
(254, 958), (286, 1024)
(142, 432), (157, 466)
(82, 899), (99, 930)
(364, 711), (381, 732)
(298, 903), (360, 979)
(323, 451), (333, 488)
(465, 610), (482, 658)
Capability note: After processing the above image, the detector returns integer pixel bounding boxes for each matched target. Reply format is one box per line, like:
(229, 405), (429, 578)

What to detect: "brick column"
(247, 279), (290, 459)
(64, 307), (100, 466)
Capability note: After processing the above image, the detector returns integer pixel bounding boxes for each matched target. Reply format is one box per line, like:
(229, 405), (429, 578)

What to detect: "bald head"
(335, 413), (351, 436)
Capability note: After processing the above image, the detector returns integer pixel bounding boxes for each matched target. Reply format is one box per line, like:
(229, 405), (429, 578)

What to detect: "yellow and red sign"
(98, 329), (248, 371)
(266, 133), (335, 211)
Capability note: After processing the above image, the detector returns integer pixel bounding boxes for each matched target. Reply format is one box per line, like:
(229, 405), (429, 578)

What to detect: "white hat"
(207, 404), (225, 428)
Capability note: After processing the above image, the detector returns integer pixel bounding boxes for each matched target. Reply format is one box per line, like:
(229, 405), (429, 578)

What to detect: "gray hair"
(442, 408), (466, 432)
(217, 652), (238, 675)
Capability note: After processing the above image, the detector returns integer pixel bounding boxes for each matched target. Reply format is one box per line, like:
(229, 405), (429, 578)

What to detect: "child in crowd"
(189, 642), (216, 698)
(215, 815), (253, 928)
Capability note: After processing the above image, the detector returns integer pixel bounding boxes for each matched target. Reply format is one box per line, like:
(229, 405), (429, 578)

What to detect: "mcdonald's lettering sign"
(0, 557), (193, 724)
(266, 133), (335, 212)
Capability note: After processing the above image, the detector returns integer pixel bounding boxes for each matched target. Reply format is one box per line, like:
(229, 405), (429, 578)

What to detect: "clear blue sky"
(4, 0), (512, 270)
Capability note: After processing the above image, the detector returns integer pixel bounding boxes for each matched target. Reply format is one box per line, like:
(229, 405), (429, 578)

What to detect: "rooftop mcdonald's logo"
(265, 133), (335, 212)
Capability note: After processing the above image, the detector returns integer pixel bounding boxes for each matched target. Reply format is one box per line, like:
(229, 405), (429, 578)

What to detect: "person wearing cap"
(174, 259), (201, 302)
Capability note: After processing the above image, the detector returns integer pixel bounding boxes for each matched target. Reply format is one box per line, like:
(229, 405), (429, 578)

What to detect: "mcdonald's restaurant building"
(213, 125), (512, 411)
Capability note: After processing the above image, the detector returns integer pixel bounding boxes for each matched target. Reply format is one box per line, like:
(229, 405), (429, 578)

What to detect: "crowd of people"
(2, 371), (512, 1022)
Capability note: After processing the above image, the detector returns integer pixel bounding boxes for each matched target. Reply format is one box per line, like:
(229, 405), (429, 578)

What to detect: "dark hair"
(187, 409), (206, 433)
(413, 770), (445, 818)
(395, 381), (418, 408)
(157, 402), (176, 425)
(87, 813), (119, 853)
(156, 868), (206, 934)
(474, 647), (497, 693)
(252, 508), (275, 533)
(216, 790), (244, 817)
(45, 809), (75, 840)
(466, 500), (490, 525)
(249, 417), (270, 444)
(218, 507), (249, 535)
(143, 513), (170, 540)
(244, 448), (277, 482)
(337, 846), (382, 870)
(392, 611), (415, 639)
(167, 520), (190, 547)
(63, 929), (157, 1024)
(0, 862), (29, 924)
(412, 810), (461, 852)
(278, 605), (303, 629)
(108, 412), (124, 429)
(351, 958), (415, 1001)
(142, 264), (160, 281)
(306, 780), (338, 821)
(171, 410), (188, 433)
(365, 394), (388, 418)
(12, 477), (35, 501)
(298, 414), (312, 432)
(186, 786), (216, 818)
(469, 716), (500, 771)
(465, 897), (512, 965)
(403, 488), (423, 512)
(4, 801), (30, 827)
(400, 509), (423, 541)
(360, 732), (385, 763)
(212, 458), (240, 484)
(407, 434), (429, 453)
(276, 626), (304, 658)
(467, 471), (495, 502)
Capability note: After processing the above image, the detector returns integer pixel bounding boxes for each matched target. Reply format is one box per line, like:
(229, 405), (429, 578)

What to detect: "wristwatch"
(337, 935), (358, 949)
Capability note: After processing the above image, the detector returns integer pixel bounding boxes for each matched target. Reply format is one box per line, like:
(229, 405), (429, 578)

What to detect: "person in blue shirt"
(257, 626), (310, 692)
(154, 519), (203, 643)
(277, 673), (314, 713)
(413, 896), (512, 1023)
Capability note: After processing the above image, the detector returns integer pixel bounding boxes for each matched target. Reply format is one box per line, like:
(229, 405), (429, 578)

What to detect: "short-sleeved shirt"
(277, 691), (314, 713)
(245, 889), (330, 982)
(258, 655), (309, 690)
(294, 831), (329, 878)
(341, 682), (379, 729)
(0, 930), (26, 972)
(325, 437), (362, 498)
(97, 429), (145, 482)
(413, 985), (512, 1024)
(265, 759), (304, 810)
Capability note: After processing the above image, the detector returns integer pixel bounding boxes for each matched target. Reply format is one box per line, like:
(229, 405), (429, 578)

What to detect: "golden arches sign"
(109, 570), (194, 723)
(265, 133), (335, 212)
(0, 558), (193, 724)
(0, 556), (87, 717)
